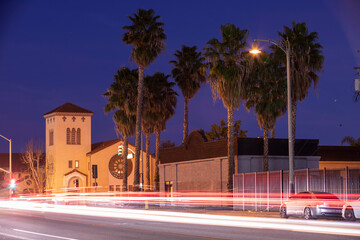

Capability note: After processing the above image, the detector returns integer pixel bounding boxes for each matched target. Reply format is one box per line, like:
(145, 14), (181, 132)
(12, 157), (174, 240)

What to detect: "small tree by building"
(341, 136), (360, 147)
(160, 140), (176, 149)
(204, 119), (247, 141)
(21, 140), (45, 193)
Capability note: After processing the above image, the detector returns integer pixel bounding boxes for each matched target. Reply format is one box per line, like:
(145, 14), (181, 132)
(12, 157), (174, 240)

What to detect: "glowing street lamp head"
(249, 49), (261, 55)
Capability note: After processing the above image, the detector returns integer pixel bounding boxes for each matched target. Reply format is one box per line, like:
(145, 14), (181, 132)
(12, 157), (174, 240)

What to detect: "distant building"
(159, 130), (320, 192)
(0, 153), (43, 194)
(318, 146), (360, 169)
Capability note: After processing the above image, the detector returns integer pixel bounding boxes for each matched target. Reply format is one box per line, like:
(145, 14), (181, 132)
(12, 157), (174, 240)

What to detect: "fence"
(233, 167), (360, 211)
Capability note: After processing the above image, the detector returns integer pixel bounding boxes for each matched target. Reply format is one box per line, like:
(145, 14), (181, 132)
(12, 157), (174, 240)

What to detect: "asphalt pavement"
(0, 202), (359, 240)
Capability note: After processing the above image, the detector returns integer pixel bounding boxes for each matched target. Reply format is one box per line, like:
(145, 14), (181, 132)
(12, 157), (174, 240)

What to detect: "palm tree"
(203, 24), (251, 191)
(150, 73), (177, 190)
(122, 9), (166, 191)
(274, 21), (324, 153)
(170, 45), (206, 143)
(142, 75), (159, 190)
(245, 53), (287, 171)
(341, 136), (360, 147)
(103, 67), (138, 191)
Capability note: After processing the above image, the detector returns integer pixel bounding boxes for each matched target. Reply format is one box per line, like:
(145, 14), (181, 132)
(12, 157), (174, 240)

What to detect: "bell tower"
(43, 103), (93, 192)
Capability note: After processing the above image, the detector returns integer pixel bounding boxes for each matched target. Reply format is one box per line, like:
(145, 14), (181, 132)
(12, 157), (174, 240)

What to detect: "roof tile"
(44, 103), (93, 116)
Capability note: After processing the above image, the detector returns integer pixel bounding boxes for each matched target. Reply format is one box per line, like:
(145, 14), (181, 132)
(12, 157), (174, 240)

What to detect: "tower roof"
(44, 103), (93, 116)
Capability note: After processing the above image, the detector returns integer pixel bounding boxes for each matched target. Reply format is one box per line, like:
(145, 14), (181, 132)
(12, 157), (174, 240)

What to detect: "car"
(342, 198), (360, 221)
(280, 191), (344, 220)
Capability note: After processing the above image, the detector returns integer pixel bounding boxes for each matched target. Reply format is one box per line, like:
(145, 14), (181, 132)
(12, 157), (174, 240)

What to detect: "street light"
(250, 38), (295, 194)
(0, 134), (12, 198)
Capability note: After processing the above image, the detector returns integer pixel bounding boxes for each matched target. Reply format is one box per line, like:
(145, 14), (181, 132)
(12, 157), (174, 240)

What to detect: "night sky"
(0, 0), (359, 153)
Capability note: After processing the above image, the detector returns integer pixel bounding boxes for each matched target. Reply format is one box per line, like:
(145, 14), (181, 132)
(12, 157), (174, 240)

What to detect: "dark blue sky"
(0, 0), (359, 153)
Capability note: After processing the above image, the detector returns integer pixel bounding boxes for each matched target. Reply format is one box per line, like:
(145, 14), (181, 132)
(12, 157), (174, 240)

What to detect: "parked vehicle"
(280, 191), (344, 220)
(342, 198), (360, 221)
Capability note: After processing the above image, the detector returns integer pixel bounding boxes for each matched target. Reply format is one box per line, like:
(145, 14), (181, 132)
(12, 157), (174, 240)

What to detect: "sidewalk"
(140, 204), (281, 218)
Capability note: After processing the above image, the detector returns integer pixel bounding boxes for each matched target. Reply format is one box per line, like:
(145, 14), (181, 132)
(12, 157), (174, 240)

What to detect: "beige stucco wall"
(89, 141), (155, 192)
(159, 157), (228, 192)
(319, 161), (360, 170)
(44, 113), (92, 192)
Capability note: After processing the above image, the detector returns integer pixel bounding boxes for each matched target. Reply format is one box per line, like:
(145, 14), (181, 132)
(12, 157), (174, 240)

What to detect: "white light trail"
(13, 229), (78, 240)
(1, 201), (359, 237)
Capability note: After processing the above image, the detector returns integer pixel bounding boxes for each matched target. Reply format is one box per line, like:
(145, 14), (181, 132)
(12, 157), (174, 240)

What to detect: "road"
(0, 201), (359, 240)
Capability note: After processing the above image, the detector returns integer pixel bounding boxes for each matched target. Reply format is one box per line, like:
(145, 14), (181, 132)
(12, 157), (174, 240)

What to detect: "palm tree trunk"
(154, 129), (160, 191)
(123, 136), (128, 191)
(182, 97), (189, 144)
(134, 65), (144, 191)
(145, 132), (150, 191)
(263, 127), (269, 171)
(270, 127), (275, 139)
(227, 107), (235, 192)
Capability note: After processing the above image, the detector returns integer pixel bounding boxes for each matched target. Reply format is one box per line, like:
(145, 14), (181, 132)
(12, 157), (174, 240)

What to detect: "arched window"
(66, 128), (70, 144)
(76, 128), (81, 145)
(71, 128), (76, 144)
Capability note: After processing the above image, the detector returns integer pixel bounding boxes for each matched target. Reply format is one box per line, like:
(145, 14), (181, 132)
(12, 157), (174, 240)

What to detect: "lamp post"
(0, 134), (12, 198)
(250, 39), (295, 194)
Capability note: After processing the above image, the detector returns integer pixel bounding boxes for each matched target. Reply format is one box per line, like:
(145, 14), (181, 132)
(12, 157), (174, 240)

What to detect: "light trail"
(13, 229), (78, 240)
(1, 200), (359, 237)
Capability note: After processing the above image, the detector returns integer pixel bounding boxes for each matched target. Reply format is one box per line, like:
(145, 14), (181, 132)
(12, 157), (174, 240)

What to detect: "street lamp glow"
(249, 49), (261, 54)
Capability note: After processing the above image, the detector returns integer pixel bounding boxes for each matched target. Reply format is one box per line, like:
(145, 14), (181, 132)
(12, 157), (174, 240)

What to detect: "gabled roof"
(43, 103), (93, 116)
(89, 139), (122, 155)
(64, 169), (87, 177)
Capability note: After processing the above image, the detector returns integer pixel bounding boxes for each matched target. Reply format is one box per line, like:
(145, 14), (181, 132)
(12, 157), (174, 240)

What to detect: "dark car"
(280, 191), (344, 220)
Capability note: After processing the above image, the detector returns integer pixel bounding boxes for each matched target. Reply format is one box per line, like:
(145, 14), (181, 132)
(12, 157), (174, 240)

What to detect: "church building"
(43, 103), (155, 193)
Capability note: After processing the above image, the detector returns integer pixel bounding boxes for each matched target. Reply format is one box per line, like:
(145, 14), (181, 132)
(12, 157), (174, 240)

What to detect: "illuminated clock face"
(108, 154), (133, 179)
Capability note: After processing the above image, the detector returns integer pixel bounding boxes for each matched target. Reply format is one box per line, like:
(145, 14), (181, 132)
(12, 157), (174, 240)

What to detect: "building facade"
(43, 103), (155, 193)
(159, 130), (320, 192)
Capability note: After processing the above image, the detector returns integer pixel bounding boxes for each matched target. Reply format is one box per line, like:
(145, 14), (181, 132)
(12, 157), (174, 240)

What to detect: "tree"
(122, 9), (166, 191)
(21, 139), (45, 193)
(203, 24), (251, 191)
(150, 73), (177, 190)
(274, 21), (324, 153)
(104, 67), (138, 191)
(160, 140), (176, 148)
(142, 74), (158, 190)
(170, 45), (206, 143)
(204, 119), (247, 141)
(245, 53), (287, 171)
(341, 136), (360, 147)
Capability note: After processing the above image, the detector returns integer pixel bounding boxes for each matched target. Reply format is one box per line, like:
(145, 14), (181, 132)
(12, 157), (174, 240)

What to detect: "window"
(66, 128), (70, 144)
(71, 128), (76, 144)
(75, 160), (79, 168)
(109, 185), (114, 191)
(49, 163), (54, 174)
(68, 160), (73, 168)
(49, 130), (54, 146)
(76, 128), (81, 145)
(116, 185), (121, 192)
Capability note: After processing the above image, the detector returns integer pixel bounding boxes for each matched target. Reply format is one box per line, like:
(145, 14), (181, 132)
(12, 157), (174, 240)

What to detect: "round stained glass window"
(108, 154), (133, 179)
